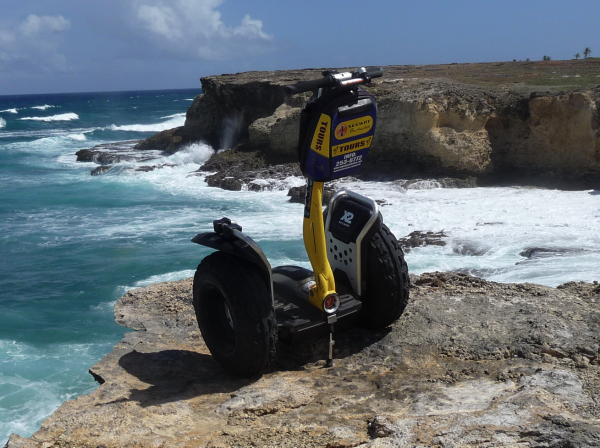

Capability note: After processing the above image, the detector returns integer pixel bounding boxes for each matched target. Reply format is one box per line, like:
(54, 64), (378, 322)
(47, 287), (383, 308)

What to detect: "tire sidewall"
(193, 252), (275, 376)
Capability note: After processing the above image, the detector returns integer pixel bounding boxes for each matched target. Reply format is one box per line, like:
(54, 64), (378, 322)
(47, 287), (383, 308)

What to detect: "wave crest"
(0, 118), (5, 129)
(110, 114), (185, 133)
(0, 108), (18, 114)
(19, 113), (79, 122)
(31, 105), (56, 110)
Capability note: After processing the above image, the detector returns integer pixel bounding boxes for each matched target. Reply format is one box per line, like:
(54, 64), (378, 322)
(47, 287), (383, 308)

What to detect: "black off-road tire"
(193, 251), (277, 377)
(359, 223), (409, 329)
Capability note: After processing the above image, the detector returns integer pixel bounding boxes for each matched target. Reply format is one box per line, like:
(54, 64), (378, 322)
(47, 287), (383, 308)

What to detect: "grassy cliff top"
(206, 58), (600, 93)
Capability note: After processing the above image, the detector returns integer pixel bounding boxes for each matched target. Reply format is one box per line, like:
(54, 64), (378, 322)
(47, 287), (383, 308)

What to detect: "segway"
(191, 67), (409, 377)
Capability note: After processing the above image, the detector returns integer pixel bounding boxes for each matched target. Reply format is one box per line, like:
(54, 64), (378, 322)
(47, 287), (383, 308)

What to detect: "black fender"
(192, 218), (274, 305)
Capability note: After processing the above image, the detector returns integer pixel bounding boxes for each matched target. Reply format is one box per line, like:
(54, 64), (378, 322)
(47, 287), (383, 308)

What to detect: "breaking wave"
(0, 118), (5, 129)
(160, 113), (186, 120)
(67, 133), (87, 141)
(19, 113), (79, 122)
(0, 108), (18, 114)
(110, 114), (185, 132)
(31, 105), (56, 110)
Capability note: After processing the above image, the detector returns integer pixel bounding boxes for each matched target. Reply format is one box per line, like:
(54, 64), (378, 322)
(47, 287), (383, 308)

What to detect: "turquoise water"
(0, 90), (209, 442)
(1, 89), (599, 444)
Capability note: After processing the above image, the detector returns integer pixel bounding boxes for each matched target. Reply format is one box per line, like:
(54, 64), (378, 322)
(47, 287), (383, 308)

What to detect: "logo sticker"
(310, 114), (331, 157)
(335, 124), (348, 139)
(332, 136), (373, 157)
(334, 116), (373, 140)
(340, 210), (354, 225)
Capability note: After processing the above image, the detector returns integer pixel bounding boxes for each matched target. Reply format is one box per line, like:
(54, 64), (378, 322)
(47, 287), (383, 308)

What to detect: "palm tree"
(575, 53), (581, 60)
(583, 47), (592, 58)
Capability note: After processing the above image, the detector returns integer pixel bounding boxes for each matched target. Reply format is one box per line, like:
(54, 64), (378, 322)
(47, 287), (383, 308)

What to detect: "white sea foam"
(160, 112), (186, 119)
(154, 142), (213, 166)
(109, 114), (185, 132)
(132, 270), (196, 288)
(31, 105), (56, 110)
(0, 118), (5, 129)
(19, 113), (79, 122)
(0, 339), (103, 443)
(0, 127), (100, 142)
(67, 133), (87, 141)
(0, 108), (18, 114)
(108, 171), (600, 286)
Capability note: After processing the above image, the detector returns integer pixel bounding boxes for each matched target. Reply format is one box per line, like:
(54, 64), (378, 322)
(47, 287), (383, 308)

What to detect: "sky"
(0, 0), (599, 95)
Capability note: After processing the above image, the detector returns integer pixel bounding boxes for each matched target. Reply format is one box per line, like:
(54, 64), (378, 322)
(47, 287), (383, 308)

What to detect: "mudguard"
(191, 218), (274, 304)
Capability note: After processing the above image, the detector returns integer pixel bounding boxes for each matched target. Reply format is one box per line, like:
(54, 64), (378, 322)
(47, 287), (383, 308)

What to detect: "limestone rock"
(247, 103), (302, 157)
(8, 272), (600, 447)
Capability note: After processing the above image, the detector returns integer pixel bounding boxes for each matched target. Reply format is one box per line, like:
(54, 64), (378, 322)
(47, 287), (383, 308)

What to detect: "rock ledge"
(6, 272), (600, 447)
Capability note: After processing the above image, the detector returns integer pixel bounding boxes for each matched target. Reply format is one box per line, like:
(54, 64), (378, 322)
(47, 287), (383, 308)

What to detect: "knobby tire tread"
(193, 252), (277, 377)
(360, 223), (410, 329)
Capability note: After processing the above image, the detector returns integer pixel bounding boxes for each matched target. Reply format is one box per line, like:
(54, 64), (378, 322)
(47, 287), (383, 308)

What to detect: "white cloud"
(137, 5), (183, 41)
(133, 0), (275, 60)
(19, 15), (71, 38)
(0, 15), (71, 73)
(234, 15), (271, 40)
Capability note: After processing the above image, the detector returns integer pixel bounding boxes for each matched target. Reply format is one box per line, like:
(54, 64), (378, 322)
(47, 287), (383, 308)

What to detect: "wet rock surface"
(75, 141), (172, 175)
(7, 272), (600, 448)
(519, 247), (587, 259)
(398, 231), (448, 252)
(287, 184), (335, 205)
(193, 146), (302, 191)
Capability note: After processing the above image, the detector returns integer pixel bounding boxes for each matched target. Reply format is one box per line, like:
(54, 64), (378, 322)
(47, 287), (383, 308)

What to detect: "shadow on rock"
(269, 326), (392, 373)
(116, 349), (253, 407)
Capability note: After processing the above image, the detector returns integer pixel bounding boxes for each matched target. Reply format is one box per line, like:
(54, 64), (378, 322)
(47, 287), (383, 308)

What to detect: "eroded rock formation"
(7, 273), (600, 447)
(134, 64), (600, 189)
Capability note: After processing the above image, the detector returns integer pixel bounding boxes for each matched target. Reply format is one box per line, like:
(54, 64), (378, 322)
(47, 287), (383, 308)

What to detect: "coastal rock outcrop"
(7, 273), (600, 447)
(134, 63), (600, 189)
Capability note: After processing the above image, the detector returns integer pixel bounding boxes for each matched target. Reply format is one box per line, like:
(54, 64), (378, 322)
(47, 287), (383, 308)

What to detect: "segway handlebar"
(284, 66), (383, 95)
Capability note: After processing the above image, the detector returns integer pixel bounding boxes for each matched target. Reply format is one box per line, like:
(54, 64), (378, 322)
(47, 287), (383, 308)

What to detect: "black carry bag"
(297, 86), (377, 182)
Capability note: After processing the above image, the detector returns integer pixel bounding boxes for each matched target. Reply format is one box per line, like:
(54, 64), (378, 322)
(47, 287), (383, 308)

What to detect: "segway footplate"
(272, 265), (361, 343)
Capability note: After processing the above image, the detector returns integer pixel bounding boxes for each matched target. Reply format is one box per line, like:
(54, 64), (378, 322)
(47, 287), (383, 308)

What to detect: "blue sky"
(0, 0), (598, 95)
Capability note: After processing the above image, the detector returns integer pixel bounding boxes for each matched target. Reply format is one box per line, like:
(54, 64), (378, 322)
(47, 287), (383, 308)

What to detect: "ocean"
(0, 89), (599, 444)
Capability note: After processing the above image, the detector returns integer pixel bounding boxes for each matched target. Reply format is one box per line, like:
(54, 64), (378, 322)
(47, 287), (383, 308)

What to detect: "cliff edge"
(136, 61), (600, 189)
(6, 273), (600, 447)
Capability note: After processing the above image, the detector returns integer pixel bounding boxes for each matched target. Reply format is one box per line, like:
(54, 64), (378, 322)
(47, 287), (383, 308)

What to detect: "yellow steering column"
(303, 180), (339, 314)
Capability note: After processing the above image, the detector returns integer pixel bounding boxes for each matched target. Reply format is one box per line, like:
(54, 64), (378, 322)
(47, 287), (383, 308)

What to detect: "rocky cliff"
(136, 62), (600, 189)
(6, 273), (600, 447)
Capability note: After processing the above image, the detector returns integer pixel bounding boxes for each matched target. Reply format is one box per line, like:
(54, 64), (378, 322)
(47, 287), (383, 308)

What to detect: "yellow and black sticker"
(334, 116), (373, 140)
(332, 136), (373, 157)
(310, 114), (331, 158)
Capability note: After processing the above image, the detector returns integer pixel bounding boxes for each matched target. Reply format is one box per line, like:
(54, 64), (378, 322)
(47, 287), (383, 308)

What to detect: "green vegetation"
(543, 55), (552, 61)
(583, 47), (592, 58)
(575, 53), (581, 60)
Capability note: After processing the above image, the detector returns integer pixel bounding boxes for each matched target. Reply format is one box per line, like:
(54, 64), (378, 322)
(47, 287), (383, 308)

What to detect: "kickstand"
(326, 314), (337, 368)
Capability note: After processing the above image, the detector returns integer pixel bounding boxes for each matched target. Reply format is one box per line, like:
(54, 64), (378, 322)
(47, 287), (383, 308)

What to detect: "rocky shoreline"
(6, 272), (600, 447)
(75, 61), (600, 191)
(24, 61), (597, 447)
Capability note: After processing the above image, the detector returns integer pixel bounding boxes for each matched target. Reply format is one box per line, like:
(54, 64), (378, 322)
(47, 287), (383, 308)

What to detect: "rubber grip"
(366, 67), (384, 79)
(284, 76), (334, 94)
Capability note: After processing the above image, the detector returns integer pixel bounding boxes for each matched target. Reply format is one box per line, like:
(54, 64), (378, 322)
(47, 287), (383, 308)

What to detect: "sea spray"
(220, 113), (243, 150)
